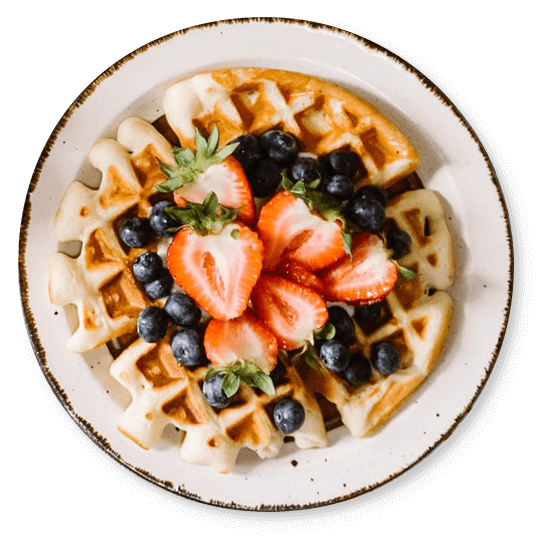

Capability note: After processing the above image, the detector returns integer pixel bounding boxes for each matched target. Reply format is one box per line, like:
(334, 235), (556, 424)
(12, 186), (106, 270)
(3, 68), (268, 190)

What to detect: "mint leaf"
(398, 264), (417, 280)
(222, 371), (241, 398)
(205, 360), (276, 399)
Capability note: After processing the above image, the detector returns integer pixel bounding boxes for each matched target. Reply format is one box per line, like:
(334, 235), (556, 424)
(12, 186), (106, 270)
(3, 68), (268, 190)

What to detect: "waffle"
(110, 339), (327, 473)
(49, 67), (452, 472)
(297, 188), (454, 437)
(163, 67), (420, 187)
(48, 117), (176, 351)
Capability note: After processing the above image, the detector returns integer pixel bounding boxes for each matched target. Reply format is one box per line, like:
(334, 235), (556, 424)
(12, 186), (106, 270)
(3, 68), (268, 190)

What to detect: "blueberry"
(164, 292), (201, 327)
(171, 328), (207, 368)
(344, 186), (387, 232)
(386, 228), (412, 259)
(202, 374), (232, 408)
(144, 269), (173, 300)
(132, 251), (163, 283)
(273, 398), (305, 434)
(327, 306), (355, 345)
(137, 306), (168, 342)
(228, 134), (261, 170)
(247, 159), (282, 198)
(353, 302), (382, 327)
(324, 150), (361, 178)
(340, 353), (372, 386)
(370, 341), (400, 375)
(119, 217), (152, 248)
(149, 201), (180, 237)
(288, 156), (323, 185)
(322, 174), (354, 201)
(319, 339), (351, 372)
(258, 130), (298, 166)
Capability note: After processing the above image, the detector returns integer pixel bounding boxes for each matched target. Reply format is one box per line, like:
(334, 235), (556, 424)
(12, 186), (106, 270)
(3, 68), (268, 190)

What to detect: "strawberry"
(204, 309), (278, 373)
(275, 259), (323, 293)
(319, 233), (398, 303)
(157, 127), (255, 225)
(256, 176), (352, 272)
(166, 193), (263, 321)
(251, 274), (328, 350)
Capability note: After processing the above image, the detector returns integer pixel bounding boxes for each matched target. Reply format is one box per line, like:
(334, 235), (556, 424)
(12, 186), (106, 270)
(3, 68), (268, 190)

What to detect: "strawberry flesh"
(319, 233), (398, 303)
(204, 309), (278, 372)
(167, 222), (263, 321)
(256, 190), (346, 271)
(173, 156), (256, 225)
(251, 274), (328, 350)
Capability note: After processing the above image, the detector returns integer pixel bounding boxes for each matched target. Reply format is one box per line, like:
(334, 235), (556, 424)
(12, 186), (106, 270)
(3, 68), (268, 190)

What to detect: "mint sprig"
(205, 360), (275, 398)
(157, 127), (238, 193)
(290, 322), (336, 368)
(165, 191), (238, 235)
(281, 174), (353, 257)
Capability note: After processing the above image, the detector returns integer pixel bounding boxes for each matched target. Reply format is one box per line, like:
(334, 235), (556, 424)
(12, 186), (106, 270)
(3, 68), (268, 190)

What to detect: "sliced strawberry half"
(157, 128), (255, 225)
(251, 274), (328, 350)
(204, 309), (278, 373)
(166, 193), (263, 320)
(172, 156), (255, 225)
(257, 190), (346, 271)
(275, 258), (324, 293)
(319, 233), (398, 303)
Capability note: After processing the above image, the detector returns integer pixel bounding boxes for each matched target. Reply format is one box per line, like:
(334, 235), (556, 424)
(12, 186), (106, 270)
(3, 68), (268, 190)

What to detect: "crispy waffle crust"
(49, 67), (453, 472)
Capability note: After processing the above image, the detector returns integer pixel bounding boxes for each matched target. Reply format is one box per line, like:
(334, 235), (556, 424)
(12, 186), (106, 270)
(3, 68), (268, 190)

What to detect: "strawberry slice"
(158, 127), (255, 225)
(257, 189), (346, 271)
(166, 193), (263, 320)
(204, 309), (278, 373)
(275, 259), (324, 293)
(319, 233), (398, 303)
(251, 274), (328, 350)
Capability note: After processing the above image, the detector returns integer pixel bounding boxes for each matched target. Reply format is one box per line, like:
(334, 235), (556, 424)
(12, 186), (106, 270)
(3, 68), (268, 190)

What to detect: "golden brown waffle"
(110, 339), (327, 473)
(48, 117), (176, 351)
(49, 67), (452, 472)
(163, 67), (420, 187)
(297, 189), (454, 437)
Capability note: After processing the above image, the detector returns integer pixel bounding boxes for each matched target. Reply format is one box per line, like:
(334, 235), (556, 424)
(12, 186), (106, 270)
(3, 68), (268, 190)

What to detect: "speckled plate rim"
(18, 18), (513, 511)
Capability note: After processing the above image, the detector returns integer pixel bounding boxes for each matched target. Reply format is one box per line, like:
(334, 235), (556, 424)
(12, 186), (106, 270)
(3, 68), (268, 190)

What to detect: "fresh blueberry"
(344, 186), (387, 232)
(273, 398), (305, 434)
(258, 130), (298, 166)
(171, 328), (207, 368)
(386, 228), (412, 259)
(322, 174), (354, 201)
(118, 217), (152, 248)
(149, 201), (180, 237)
(327, 306), (355, 345)
(323, 150), (361, 178)
(370, 341), (401, 375)
(353, 302), (382, 327)
(288, 156), (323, 185)
(132, 251), (163, 283)
(202, 374), (232, 408)
(340, 353), (372, 386)
(164, 292), (201, 327)
(228, 134), (261, 170)
(137, 306), (168, 342)
(319, 339), (351, 372)
(247, 159), (282, 198)
(144, 269), (173, 300)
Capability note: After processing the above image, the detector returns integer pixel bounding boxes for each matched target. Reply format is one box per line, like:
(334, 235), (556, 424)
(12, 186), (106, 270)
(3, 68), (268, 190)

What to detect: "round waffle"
(48, 67), (453, 472)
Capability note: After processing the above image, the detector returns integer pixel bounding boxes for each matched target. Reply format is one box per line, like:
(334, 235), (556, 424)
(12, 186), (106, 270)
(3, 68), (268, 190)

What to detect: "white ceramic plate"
(19, 18), (512, 510)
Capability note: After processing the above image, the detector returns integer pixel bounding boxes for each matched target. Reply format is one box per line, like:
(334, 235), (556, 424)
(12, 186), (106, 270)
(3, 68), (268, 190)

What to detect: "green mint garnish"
(205, 360), (275, 398)
(397, 263), (417, 280)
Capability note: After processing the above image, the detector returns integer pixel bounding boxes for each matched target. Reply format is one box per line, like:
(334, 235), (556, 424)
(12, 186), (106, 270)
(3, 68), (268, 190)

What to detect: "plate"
(19, 18), (512, 510)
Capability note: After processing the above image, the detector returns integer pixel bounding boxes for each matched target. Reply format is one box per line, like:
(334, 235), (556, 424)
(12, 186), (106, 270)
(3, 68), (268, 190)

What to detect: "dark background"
(20, 13), (520, 528)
